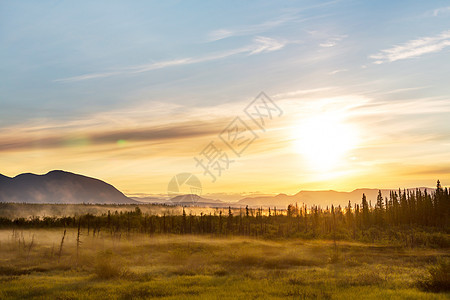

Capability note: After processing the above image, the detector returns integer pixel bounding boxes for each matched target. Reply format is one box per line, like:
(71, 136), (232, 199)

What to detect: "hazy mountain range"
(0, 170), (138, 204)
(238, 189), (401, 208)
(0, 170), (432, 207)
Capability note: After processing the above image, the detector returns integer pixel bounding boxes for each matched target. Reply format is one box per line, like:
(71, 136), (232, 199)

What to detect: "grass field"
(0, 229), (448, 299)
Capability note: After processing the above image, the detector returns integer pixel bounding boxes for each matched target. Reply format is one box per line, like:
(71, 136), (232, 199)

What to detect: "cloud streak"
(370, 30), (450, 64)
(207, 15), (294, 41)
(328, 69), (348, 75)
(207, 1), (340, 42)
(319, 35), (347, 47)
(249, 36), (286, 55)
(55, 37), (288, 82)
(0, 119), (225, 153)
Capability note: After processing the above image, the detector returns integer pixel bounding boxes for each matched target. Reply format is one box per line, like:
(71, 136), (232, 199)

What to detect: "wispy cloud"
(55, 58), (199, 83)
(370, 30), (450, 64)
(207, 1), (340, 42)
(431, 6), (450, 17)
(207, 15), (294, 41)
(249, 36), (286, 55)
(0, 95), (260, 153)
(402, 165), (450, 176)
(56, 71), (121, 82)
(273, 87), (335, 99)
(375, 86), (429, 95)
(55, 37), (287, 83)
(328, 69), (348, 75)
(0, 117), (226, 153)
(349, 96), (450, 116)
(319, 35), (347, 47)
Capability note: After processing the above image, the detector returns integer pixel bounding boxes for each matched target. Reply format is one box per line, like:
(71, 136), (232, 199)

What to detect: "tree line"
(0, 181), (448, 247)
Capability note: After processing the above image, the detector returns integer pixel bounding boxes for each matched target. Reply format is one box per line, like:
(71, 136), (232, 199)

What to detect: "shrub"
(417, 258), (450, 292)
(93, 250), (127, 279)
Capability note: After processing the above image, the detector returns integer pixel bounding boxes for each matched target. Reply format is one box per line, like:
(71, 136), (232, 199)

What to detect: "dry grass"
(417, 258), (450, 292)
(0, 229), (448, 299)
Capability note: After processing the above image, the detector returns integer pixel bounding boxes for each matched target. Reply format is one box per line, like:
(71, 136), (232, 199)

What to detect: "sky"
(1, 0), (450, 199)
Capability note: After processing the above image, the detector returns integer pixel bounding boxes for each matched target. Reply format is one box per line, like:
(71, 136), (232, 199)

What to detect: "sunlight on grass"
(0, 230), (448, 299)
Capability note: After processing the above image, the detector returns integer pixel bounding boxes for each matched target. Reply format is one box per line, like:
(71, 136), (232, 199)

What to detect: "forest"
(1, 181), (448, 247)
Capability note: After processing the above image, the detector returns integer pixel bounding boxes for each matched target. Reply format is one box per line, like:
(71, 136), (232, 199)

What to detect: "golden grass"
(0, 229), (448, 299)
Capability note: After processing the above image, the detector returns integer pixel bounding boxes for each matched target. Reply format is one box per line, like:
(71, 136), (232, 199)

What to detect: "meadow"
(0, 228), (449, 299)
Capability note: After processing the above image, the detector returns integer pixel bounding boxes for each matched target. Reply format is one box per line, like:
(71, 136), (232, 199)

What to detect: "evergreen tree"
(346, 200), (353, 226)
(375, 190), (384, 225)
(361, 193), (369, 228)
(227, 206), (233, 233)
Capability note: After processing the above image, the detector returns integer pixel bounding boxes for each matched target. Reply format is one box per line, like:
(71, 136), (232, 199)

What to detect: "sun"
(292, 113), (358, 171)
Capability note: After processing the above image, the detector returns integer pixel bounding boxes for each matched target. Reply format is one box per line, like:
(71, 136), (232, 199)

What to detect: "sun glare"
(293, 113), (358, 171)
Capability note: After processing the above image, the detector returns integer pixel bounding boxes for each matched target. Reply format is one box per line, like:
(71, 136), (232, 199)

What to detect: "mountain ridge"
(1, 170), (435, 207)
(0, 170), (138, 204)
(238, 187), (434, 208)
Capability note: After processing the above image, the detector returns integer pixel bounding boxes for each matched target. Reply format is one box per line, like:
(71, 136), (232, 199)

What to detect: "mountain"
(0, 174), (11, 181)
(0, 170), (138, 204)
(169, 194), (228, 207)
(130, 196), (167, 204)
(130, 194), (228, 207)
(237, 188), (433, 208)
(0, 170), (434, 207)
(238, 193), (294, 207)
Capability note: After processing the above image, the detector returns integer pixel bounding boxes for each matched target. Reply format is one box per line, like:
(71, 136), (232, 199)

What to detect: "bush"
(93, 250), (127, 279)
(417, 258), (450, 292)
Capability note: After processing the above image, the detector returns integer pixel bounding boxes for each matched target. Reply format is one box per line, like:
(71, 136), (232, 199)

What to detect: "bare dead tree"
(76, 219), (82, 264)
(58, 228), (66, 263)
(26, 234), (35, 261)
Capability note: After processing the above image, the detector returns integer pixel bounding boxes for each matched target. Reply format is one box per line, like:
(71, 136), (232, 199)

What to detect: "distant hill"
(132, 188), (434, 209)
(169, 194), (228, 207)
(0, 170), (138, 204)
(130, 194), (229, 207)
(130, 196), (167, 204)
(237, 188), (433, 208)
(0, 170), (434, 207)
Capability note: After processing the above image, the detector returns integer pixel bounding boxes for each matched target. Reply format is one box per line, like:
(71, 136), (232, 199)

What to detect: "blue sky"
(1, 0), (450, 195)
